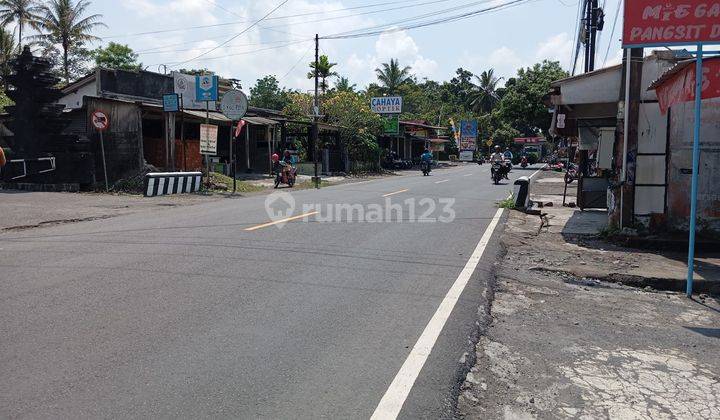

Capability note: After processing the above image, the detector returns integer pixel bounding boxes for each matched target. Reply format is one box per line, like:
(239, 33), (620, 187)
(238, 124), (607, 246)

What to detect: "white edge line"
(370, 207), (505, 420)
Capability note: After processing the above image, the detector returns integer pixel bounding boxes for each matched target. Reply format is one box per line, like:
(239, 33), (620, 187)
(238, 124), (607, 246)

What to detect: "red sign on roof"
(514, 137), (545, 144)
(654, 57), (720, 114)
(623, 1), (720, 47)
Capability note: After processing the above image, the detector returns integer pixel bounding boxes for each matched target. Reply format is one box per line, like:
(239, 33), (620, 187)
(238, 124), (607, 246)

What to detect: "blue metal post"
(686, 45), (703, 297)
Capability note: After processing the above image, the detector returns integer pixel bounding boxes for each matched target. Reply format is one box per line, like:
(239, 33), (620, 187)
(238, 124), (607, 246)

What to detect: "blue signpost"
(195, 75), (219, 102)
(686, 46), (704, 297)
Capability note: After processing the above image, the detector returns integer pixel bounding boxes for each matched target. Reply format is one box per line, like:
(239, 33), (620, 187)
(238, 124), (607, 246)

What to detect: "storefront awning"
(243, 116), (278, 125)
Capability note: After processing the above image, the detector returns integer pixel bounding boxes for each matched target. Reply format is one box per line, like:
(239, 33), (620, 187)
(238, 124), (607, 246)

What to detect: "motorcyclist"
(490, 146), (505, 179)
(271, 153), (281, 175)
(503, 148), (514, 161)
(421, 149), (433, 172)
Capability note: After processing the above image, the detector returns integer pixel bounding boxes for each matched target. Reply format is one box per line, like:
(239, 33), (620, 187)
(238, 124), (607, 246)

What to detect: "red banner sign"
(623, 1), (720, 47)
(513, 137), (545, 144)
(655, 57), (720, 114)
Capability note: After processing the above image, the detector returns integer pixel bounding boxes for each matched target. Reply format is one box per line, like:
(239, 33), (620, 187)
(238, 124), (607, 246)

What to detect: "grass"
(295, 179), (332, 190)
(498, 196), (516, 209)
(205, 172), (265, 193)
(597, 225), (621, 238)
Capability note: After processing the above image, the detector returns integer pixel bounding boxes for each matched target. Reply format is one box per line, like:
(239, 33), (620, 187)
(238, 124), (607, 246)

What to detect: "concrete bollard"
(144, 172), (202, 197)
(513, 176), (531, 210)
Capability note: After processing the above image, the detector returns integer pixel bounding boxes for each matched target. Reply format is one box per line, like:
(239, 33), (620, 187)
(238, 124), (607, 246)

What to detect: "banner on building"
(623, 1), (720, 47)
(513, 137), (545, 144)
(173, 72), (219, 111)
(654, 57), (720, 114)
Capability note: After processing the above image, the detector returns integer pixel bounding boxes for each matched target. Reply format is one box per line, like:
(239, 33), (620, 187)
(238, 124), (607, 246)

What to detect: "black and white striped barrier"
(144, 172), (202, 197)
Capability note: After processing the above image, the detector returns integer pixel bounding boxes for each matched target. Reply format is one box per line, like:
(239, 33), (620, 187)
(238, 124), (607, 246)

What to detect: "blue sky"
(86, 0), (625, 90)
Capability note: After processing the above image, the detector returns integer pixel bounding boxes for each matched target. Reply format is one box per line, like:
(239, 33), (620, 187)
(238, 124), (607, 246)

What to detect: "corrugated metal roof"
(243, 116), (278, 125)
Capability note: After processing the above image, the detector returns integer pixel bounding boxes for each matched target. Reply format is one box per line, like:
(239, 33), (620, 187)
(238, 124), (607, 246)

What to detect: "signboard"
(199, 124), (218, 154)
(173, 72), (218, 111)
(163, 94), (180, 112)
(556, 113), (566, 129)
(623, 1), (720, 47)
(486, 139), (493, 147)
(91, 110), (109, 131)
(459, 150), (474, 161)
(460, 120), (478, 139)
(459, 139), (476, 151)
(220, 90), (248, 120)
(513, 137), (545, 144)
(196, 75), (219, 102)
(383, 115), (399, 135)
(655, 57), (720, 114)
(370, 96), (402, 113)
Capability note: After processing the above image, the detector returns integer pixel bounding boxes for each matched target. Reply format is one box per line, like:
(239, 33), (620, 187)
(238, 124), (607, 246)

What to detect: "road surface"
(0, 164), (536, 419)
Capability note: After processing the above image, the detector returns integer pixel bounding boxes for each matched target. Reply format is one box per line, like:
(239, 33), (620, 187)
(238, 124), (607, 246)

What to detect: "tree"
(323, 91), (383, 164)
(375, 58), (412, 94)
(32, 0), (105, 84)
(307, 54), (337, 94)
(92, 42), (140, 71)
(249, 75), (291, 110)
(0, 0), (41, 51)
(468, 69), (501, 114)
(493, 60), (568, 137)
(0, 26), (15, 88)
(334, 76), (356, 93)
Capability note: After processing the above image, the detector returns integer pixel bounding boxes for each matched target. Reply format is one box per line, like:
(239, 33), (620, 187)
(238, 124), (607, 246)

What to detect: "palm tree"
(334, 76), (356, 93)
(31, 0), (105, 84)
(468, 69), (501, 114)
(0, 26), (14, 88)
(374, 58), (412, 94)
(307, 54), (337, 94)
(0, 0), (42, 51)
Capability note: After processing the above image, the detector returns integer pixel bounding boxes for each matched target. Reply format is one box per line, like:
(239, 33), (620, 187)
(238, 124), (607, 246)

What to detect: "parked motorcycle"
(274, 164), (297, 188)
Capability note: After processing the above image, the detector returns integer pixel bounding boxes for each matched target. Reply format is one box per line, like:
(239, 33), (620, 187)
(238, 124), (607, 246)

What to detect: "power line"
(602, 0), (621, 67)
(280, 42), (315, 81)
(168, 0), (290, 68)
(103, 0), (460, 40)
(568, 0), (582, 71)
(321, 0), (534, 40)
(151, 39), (309, 67)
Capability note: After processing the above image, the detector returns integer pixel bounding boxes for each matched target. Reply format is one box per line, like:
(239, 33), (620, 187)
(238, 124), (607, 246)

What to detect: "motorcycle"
(274, 163), (297, 188)
(503, 159), (512, 179)
(520, 156), (528, 168)
(491, 162), (504, 184)
(421, 161), (431, 176)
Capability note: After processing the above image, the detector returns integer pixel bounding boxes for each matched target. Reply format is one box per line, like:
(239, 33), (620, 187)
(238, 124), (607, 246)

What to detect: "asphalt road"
(0, 163), (537, 419)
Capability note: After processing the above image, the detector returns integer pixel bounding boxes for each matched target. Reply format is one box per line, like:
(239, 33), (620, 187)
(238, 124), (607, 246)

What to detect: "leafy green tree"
(249, 75), (291, 110)
(178, 68), (211, 76)
(0, 26), (15, 88)
(31, 0), (105, 84)
(468, 69), (501, 114)
(323, 91), (383, 164)
(0, 0), (41, 51)
(375, 59), (412, 95)
(92, 42), (140, 70)
(493, 60), (568, 137)
(307, 54), (337, 94)
(334, 76), (356, 93)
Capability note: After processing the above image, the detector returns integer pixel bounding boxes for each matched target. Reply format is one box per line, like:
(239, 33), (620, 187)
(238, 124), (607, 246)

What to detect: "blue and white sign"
(370, 96), (402, 114)
(195, 75), (219, 102)
(162, 94), (180, 112)
(460, 120), (478, 139)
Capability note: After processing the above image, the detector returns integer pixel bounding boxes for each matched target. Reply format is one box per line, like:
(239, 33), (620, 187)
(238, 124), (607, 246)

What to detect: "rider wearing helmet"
(490, 146), (505, 179)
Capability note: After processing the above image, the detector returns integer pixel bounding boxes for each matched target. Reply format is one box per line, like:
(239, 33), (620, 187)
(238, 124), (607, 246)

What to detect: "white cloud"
(535, 32), (573, 68)
(341, 29), (438, 87)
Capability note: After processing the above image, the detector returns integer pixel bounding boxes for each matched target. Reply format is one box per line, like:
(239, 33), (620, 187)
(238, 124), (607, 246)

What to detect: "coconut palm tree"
(467, 69), (501, 114)
(0, 26), (14, 88)
(31, 0), (105, 84)
(307, 54), (337, 94)
(334, 76), (356, 93)
(374, 59), (412, 95)
(0, 0), (42, 51)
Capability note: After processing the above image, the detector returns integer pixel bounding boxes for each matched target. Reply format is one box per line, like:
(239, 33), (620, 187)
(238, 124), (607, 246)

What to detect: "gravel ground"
(457, 173), (720, 419)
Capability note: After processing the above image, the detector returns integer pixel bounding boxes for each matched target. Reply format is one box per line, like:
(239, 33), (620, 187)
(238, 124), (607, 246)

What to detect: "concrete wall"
(59, 82), (96, 110)
(635, 102), (668, 222)
(554, 68), (621, 104)
(666, 98), (720, 234)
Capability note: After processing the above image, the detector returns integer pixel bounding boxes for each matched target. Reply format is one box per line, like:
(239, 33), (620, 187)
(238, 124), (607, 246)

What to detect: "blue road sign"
(195, 75), (219, 102)
(163, 93), (180, 112)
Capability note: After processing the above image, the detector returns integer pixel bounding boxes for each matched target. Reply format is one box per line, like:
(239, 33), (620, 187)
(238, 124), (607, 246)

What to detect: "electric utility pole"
(312, 33), (320, 188)
(583, 0), (604, 73)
